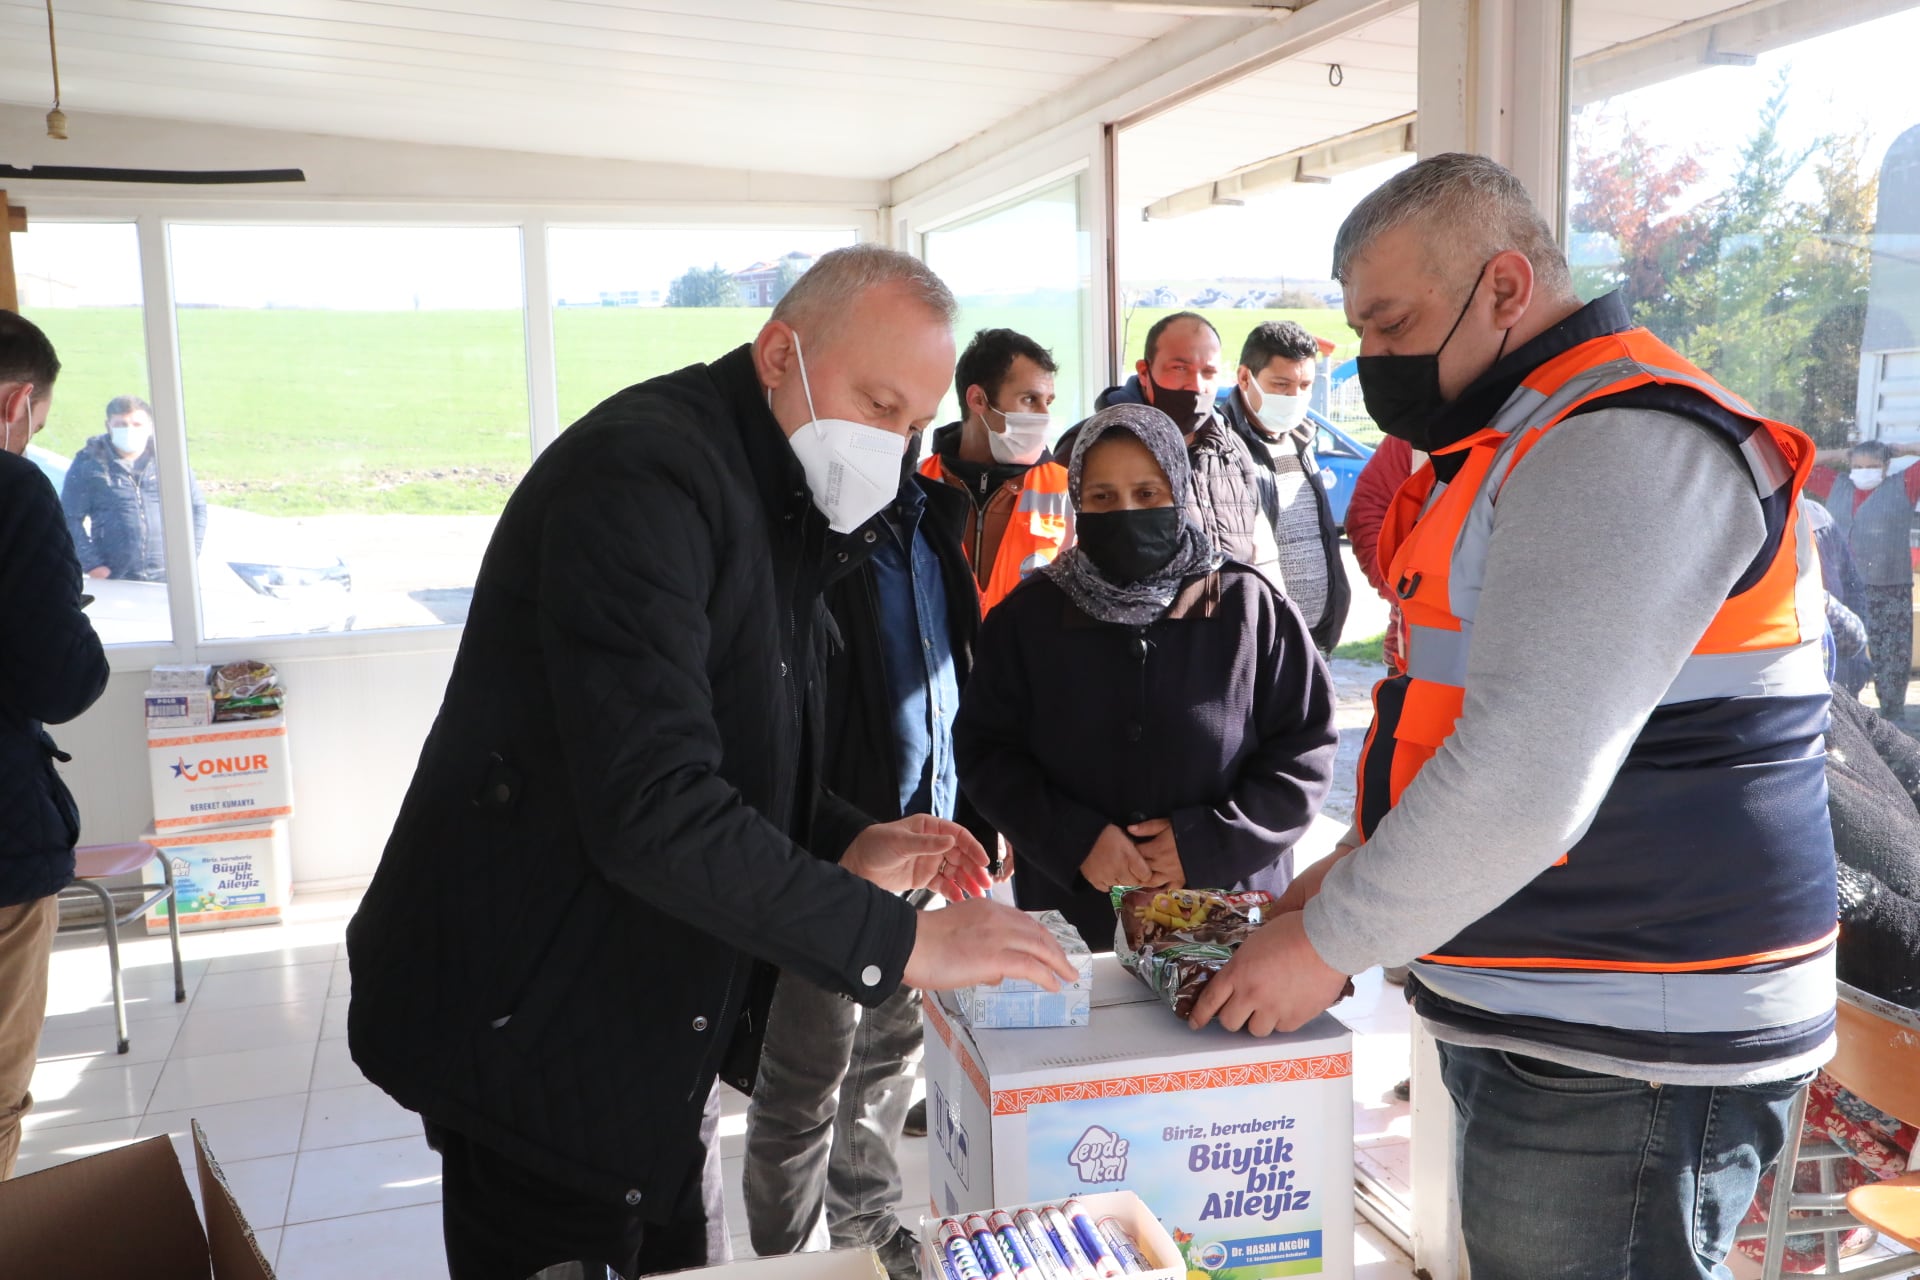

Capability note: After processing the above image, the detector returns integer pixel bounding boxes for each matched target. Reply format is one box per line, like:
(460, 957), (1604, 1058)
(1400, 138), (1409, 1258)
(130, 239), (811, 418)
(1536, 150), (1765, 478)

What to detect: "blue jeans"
(1436, 1042), (1807, 1280)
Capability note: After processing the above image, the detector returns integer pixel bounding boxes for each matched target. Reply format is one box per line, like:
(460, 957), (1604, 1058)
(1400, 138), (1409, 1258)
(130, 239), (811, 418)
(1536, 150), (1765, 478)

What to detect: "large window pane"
(1568, 0), (1920, 719)
(168, 225), (530, 637)
(923, 178), (1092, 432)
(548, 226), (858, 425)
(13, 222), (170, 645)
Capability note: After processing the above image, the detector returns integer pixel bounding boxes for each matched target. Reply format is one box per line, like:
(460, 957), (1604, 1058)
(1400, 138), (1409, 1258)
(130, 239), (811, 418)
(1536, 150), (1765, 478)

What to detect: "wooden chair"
(1836, 985), (1920, 1262)
(1743, 982), (1920, 1278)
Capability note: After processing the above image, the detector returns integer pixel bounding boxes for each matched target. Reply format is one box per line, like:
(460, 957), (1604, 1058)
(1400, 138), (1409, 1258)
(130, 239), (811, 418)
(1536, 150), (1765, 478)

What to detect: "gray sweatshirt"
(1301, 409), (1828, 1085)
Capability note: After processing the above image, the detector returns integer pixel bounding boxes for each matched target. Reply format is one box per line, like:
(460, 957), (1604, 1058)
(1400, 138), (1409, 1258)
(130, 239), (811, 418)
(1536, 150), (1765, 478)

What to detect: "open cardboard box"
(0, 1119), (275, 1279)
(919, 1189), (1182, 1280)
(680, 1252), (888, 1280)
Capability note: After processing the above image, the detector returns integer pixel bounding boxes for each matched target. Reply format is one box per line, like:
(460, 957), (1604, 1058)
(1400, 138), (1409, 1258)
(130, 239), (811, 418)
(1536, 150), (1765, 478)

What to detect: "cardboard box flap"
(662, 1249), (886, 1280)
(195, 1119), (277, 1279)
(0, 1135), (209, 1280)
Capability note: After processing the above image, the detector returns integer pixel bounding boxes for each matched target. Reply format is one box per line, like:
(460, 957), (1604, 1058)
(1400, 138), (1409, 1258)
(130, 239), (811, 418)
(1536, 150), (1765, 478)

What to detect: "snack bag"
(1110, 886), (1273, 1019)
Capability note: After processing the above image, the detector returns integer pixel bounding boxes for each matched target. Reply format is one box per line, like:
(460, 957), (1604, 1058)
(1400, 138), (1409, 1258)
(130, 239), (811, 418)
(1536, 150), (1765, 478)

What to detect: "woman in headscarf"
(953, 403), (1337, 952)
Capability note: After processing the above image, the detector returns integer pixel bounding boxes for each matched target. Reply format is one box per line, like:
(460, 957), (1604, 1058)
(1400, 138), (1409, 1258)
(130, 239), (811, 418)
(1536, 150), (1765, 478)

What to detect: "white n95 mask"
(984, 405), (1050, 465)
(1851, 466), (1886, 491)
(783, 332), (907, 534)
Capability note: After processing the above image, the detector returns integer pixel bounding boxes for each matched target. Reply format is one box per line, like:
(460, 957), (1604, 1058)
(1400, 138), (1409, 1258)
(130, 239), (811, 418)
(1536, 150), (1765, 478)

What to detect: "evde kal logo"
(170, 752), (271, 783)
(1069, 1124), (1129, 1183)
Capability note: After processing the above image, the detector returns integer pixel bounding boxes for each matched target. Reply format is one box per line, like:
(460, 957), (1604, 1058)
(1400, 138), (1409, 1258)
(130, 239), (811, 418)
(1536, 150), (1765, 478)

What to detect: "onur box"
(955, 910), (1094, 1029)
(147, 713), (293, 832)
(923, 955), (1354, 1279)
(144, 819), (291, 933)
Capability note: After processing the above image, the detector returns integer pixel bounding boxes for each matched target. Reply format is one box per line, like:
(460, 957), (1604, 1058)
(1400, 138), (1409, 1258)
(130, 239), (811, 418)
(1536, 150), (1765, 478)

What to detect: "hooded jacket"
(0, 451), (109, 907)
(61, 433), (207, 581)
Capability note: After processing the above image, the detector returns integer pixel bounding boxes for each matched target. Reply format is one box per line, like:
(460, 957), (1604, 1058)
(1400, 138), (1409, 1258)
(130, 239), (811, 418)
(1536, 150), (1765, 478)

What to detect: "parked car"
(1310, 412), (1374, 530)
(26, 444), (356, 643)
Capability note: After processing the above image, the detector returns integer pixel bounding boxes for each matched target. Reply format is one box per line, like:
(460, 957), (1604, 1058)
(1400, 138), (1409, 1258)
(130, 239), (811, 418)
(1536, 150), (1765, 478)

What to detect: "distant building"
(732, 251), (816, 306)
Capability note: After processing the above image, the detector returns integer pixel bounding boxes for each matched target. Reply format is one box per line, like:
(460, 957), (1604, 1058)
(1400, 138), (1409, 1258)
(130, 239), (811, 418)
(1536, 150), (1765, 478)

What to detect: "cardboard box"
(924, 956), (1354, 1280)
(150, 662), (215, 689)
(696, 1250), (888, 1280)
(146, 687), (214, 730)
(919, 1189), (1181, 1280)
(148, 713), (293, 832)
(0, 1120), (274, 1279)
(146, 819), (291, 933)
(956, 910), (1094, 1029)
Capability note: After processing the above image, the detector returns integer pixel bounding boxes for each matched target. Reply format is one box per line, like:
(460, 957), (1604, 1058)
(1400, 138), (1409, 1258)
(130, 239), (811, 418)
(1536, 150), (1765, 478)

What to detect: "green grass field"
(25, 301), (1363, 516)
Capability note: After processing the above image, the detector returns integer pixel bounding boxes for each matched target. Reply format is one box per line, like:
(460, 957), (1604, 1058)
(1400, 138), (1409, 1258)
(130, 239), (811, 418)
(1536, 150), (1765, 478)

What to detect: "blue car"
(1309, 411), (1374, 531)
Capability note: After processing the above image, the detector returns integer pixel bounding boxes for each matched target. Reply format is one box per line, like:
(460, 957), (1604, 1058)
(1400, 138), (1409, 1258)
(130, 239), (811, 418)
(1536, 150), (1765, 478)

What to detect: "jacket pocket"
(491, 876), (608, 1057)
(40, 732), (81, 848)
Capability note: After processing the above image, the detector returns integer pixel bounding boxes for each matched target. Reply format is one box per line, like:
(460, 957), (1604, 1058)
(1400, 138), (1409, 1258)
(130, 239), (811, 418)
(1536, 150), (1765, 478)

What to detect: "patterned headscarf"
(1044, 403), (1220, 626)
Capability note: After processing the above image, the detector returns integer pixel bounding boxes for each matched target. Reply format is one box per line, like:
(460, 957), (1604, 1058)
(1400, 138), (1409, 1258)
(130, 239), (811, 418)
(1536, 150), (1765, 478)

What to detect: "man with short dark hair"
(61, 393), (207, 583)
(1220, 321), (1350, 652)
(0, 311), (109, 1179)
(1062, 313), (1289, 606)
(346, 245), (1075, 1280)
(919, 328), (1070, 613)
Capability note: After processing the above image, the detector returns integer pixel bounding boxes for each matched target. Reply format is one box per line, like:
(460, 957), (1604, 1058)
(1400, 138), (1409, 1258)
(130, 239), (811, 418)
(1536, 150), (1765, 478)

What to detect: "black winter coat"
(822, 472), (993, 854)
(1217, 391), (1352, 654)
(1824, 685), (1920, 1008)
(954, 563), (1337, 951)
(345, 346), (915, 1212)
(0, 451), (109, 908)
(61, 434), (207, 581)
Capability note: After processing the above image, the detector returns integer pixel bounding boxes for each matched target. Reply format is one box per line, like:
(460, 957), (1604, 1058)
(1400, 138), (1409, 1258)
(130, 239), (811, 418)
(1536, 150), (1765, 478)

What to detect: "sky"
(11, 2), (1920, 311)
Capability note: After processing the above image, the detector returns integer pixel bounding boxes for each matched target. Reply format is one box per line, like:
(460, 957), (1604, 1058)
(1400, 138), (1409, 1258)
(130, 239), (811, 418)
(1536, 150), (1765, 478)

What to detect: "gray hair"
(771, 244), (957, 341)
(1332, 153), (1574, 302)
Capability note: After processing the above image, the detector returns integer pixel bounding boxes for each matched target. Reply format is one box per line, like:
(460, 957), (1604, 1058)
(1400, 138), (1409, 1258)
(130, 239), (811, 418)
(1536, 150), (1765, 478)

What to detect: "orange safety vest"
(1358, 325), (1837, 1069)
(920, 454), (1071, 613)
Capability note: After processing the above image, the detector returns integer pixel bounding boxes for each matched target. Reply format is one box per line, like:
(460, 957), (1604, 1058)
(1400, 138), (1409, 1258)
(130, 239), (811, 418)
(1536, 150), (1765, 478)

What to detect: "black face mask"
(1144, 379), (1206, 432)
(1354, 262), (1503, 451)
(1076, 507), (1184, 585)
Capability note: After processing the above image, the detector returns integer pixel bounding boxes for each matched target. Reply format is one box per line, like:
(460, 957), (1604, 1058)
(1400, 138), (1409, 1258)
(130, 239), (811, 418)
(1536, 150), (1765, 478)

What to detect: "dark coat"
(61, 434), (207, 582)
(1216, 390), (1352, 653)
(1824, 685), (1920, 1008)
(345, 345), (915, 1212)
(822, 471), (993, 855)
(954, 563), (1337, 951)
(0, 451), (109, 908)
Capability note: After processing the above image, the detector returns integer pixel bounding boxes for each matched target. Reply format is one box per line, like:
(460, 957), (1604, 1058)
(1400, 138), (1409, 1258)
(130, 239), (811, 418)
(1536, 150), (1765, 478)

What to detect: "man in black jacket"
(345, 246), (1073, 1280)
(62, 394), (208, 583)
(0, 312), (110, 1179)
(743, 450), (995, 1278)
(1219, 322), (1350, 653)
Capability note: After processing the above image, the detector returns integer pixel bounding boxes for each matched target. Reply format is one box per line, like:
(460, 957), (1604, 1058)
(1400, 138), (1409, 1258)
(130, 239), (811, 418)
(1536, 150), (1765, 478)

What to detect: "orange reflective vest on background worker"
(919, 454), (1071, 613)
(1357, 326), (1838, 1069)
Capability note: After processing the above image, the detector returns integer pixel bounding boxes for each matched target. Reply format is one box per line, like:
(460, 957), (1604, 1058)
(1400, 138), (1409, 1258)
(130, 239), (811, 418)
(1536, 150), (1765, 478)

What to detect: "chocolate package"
(211, 660), (285, 722)
(1110, 886), (1274, 1019)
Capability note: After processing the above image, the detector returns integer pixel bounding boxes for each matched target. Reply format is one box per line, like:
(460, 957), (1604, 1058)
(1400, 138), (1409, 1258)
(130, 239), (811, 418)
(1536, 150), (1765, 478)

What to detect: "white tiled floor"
(21, 890), (1417, 1279)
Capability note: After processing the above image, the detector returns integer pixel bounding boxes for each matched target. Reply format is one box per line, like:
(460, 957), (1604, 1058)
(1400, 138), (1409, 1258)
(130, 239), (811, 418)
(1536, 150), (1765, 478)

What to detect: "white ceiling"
(0, 0), (1183, 181)
(1114, 0), (1777, 215)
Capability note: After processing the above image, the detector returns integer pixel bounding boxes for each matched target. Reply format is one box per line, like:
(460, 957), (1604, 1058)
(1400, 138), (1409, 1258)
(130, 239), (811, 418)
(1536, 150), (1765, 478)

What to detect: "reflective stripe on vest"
(1359, 326), (1837, 1065)
(921, 454), (1070, 613)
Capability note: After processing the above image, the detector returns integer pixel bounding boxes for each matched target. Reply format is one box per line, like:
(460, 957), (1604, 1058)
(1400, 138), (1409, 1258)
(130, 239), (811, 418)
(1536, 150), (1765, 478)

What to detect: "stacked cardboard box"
(143, 662), (294, 932)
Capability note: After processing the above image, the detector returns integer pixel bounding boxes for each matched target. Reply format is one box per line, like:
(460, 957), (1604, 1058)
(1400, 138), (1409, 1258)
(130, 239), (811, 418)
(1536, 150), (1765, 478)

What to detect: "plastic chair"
(1741, 982), (1920, 1278)
(54, 841), (186, 1054)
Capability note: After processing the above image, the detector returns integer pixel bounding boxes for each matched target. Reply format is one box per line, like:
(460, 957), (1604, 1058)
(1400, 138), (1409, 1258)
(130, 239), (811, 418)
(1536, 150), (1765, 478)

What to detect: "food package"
(211, 660), (285, 722)
(954, 909), (1093, 1028)
(1111, 886), (1273, 1019)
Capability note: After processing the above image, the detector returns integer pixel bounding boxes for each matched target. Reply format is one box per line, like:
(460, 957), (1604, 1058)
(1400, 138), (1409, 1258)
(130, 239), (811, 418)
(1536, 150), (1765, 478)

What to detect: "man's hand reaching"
(841, 814), (992, 901)
(903, 898), (1079, 992)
